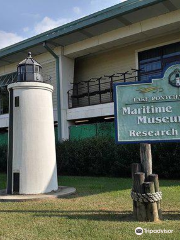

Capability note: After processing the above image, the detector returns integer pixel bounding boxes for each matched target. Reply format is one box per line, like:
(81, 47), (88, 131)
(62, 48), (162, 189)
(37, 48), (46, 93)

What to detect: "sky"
(0, 0), (126, 49)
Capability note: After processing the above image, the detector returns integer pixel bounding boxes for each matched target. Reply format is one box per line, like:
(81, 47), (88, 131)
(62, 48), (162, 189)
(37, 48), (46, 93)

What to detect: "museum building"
(0, 0), (180, 142)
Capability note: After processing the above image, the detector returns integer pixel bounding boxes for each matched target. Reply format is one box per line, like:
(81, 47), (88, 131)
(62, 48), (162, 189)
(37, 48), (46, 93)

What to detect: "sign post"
(140, 143), (152, 179)
(114, 64), (180, 221)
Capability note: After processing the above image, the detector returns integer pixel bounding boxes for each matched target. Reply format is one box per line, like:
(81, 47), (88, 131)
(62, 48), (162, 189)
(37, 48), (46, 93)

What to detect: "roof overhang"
(0, 0), (180, 67)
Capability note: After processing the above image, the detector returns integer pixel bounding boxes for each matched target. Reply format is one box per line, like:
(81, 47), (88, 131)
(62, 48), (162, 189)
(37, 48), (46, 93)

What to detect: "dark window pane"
(18, 67), (21, 74)
(35, 66), (39, 73)
(26, 65), (33, 73)
(140, 56), (161, 64)
(141, 61), (161, 72)
(15, 96), (19, 107)
(20, 66), (25, 74)
(139, 42), (180, 82)
(139, 47), (161, 62)
(163, 42), (180, 58)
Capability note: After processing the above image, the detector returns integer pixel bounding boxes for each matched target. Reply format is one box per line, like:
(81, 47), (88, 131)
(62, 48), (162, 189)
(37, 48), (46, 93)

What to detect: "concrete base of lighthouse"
(0, 186), (76, 202)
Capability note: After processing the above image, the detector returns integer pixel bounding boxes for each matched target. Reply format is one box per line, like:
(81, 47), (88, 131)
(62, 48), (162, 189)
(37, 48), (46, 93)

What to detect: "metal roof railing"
(0, 71), (52, 88)
(0, 72), (17, 88)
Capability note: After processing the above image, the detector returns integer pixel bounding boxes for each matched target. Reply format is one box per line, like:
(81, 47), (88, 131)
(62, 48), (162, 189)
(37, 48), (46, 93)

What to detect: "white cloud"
(0, 1), (127, 49)
(34, 16), (72, 34)
(0, 30), (24, 49)
(0, 16), (72, 49)
(23, 27), (29, 32)
(73, 7), (81, 14)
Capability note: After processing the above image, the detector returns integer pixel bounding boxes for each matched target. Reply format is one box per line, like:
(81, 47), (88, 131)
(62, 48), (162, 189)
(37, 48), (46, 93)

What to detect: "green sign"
(114, 64), (180, 143)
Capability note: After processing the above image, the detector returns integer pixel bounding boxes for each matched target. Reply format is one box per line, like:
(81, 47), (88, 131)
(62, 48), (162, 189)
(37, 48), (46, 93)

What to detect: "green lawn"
(0, 174), (180, 240)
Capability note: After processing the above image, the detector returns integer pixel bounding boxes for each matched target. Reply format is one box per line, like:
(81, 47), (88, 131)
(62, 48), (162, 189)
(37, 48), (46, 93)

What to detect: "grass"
(0, 174), (180, 240)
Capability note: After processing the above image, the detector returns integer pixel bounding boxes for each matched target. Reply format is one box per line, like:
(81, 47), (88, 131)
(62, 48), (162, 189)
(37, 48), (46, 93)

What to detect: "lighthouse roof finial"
(28, 52), (32, 58)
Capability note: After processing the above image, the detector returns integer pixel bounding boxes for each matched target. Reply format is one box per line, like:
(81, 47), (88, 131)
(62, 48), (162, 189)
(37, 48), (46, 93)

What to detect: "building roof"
(0, 0), (179, 67)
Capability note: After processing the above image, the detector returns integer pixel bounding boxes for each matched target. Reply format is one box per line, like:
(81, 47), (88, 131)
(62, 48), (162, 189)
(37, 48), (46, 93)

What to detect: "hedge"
(56, 137), (180, 179)
(1, 137), (180, 179)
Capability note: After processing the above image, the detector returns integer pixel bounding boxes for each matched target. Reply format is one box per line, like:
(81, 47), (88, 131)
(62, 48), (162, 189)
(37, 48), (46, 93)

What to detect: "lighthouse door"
(13, 172), (20, 194)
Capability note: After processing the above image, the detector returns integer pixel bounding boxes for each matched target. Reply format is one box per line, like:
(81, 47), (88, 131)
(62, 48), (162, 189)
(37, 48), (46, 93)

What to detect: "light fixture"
(104, 116), (115, 120)
(75, 119), (89, 124)
(54, 122), (58, 126)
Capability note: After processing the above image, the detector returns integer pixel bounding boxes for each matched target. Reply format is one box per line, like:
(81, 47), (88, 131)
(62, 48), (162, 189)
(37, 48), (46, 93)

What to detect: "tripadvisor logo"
(135, 227), (143, 235)
(135, 227), (173, 235)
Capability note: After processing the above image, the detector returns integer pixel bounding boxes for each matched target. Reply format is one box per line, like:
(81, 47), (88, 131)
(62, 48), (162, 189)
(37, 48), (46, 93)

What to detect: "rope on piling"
(131, 190), (162, 203)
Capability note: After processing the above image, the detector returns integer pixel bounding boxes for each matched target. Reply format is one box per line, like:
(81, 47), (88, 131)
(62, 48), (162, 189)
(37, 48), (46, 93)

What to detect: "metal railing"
(68, 69), (143, 108)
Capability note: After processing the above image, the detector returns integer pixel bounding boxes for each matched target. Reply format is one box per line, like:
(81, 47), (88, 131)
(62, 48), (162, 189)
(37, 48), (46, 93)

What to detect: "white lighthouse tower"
(7, 52), (58, 195)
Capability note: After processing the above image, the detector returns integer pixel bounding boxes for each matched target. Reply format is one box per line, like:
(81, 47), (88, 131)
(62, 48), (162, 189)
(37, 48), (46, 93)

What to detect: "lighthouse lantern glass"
(17, 52), (43, 82)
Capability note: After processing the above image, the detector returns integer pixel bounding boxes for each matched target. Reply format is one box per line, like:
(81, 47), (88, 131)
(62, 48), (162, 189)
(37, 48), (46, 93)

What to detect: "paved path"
(0, 186), (76, 202)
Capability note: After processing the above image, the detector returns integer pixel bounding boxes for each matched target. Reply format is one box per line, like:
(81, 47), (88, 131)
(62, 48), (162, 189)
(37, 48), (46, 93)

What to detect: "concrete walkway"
(0, 186), (76, 202)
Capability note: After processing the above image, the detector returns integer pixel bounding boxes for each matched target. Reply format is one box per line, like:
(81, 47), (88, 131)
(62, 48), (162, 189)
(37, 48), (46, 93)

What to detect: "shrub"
(56, 137), (140, 177)
(152, 143), (180, 179)
(1, 138), (180, 179)
(56, 137), (180, 179)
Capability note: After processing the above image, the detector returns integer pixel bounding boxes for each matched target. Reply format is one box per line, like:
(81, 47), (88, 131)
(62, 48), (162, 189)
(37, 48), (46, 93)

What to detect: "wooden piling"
(144, 182), (159, 222)
(134, 172), (146, 221)
(131, 163), (142, 179)
(149, 174), (162, 220)
(131, 163), (141, 218)
(140, 143), (152, 180)
(130, 144), (162, 222)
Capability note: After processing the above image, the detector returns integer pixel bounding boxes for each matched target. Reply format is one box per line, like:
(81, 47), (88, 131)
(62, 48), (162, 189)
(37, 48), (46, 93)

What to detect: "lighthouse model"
(7, 53), (58, 195)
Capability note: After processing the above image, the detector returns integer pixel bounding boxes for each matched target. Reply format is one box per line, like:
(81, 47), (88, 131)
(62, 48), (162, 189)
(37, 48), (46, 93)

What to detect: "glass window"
(26, 65), (33, 73)
(18, 67), (21, 74)
(139, 42), (180, 81)
(141, 61), (161, 73)
(139, 48), (161, 64)
(20, 65), (25, 74)
(35, 66), (39, 73)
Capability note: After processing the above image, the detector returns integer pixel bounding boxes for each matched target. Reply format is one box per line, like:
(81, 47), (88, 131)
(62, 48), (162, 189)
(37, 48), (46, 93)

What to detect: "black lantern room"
(17, 52), (43, 82)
